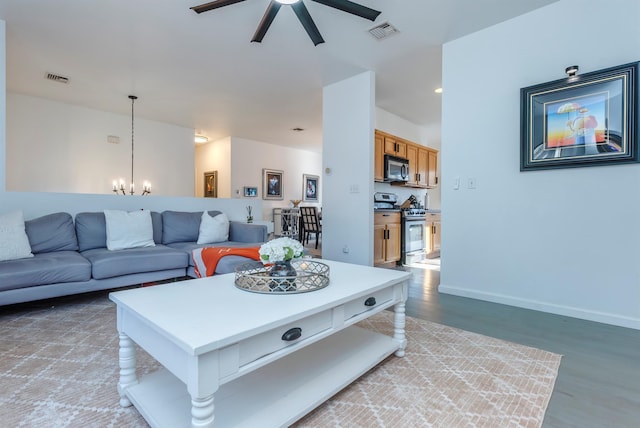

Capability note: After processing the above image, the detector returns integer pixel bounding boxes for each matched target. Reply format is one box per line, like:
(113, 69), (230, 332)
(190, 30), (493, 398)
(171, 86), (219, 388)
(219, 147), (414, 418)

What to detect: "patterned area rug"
(0, 292), (561, 427)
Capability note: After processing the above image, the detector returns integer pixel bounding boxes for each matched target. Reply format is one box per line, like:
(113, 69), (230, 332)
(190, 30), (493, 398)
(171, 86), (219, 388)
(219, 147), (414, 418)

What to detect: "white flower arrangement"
(259, 237), (304, 264)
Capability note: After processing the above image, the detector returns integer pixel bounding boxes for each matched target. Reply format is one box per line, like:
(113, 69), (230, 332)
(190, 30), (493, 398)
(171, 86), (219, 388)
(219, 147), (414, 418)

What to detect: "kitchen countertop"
(374, 208), (401, 213)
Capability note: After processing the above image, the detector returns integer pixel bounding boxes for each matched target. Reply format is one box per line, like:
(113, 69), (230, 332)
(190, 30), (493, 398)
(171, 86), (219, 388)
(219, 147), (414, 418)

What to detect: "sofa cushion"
(104, 210), (155, 251)
(197, 211), (229, 244)
(162, 210), (221, 244)
(76, 211), (162, 251)
(25, 212), (78, 254)
(0, 251), (91, 291)
(0, 210), (34, 262)
(81, 244), (188, 280)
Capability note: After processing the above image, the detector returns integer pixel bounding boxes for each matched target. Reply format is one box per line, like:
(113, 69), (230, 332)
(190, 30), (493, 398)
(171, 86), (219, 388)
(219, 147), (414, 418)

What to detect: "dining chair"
(299, 206), (322, 249)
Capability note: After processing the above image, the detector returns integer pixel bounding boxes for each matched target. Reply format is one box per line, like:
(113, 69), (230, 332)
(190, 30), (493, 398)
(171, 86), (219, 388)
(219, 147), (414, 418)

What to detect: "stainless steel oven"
(402, 209), (427, 265)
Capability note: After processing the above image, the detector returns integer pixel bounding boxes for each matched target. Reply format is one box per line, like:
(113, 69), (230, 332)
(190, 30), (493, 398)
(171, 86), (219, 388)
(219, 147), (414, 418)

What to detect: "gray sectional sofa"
(0, 210), (267, 306)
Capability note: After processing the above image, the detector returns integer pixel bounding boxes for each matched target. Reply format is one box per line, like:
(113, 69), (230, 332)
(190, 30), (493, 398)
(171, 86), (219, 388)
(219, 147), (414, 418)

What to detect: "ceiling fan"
(190, 0), (382, 46)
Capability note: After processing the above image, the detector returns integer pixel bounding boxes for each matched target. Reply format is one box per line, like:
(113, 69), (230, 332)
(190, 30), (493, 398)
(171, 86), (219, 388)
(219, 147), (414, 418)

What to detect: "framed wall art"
(303, 174), (319, 202)
(243, 186), (258, 197)
(520, 61), (639, 171)
(203, 171), (217, 197)
(262, 169), (283, 200)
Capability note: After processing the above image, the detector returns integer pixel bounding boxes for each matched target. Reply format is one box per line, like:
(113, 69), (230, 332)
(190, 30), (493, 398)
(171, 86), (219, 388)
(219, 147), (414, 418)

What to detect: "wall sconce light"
(195, 134), (209, 144)
(565, 65), (579, 77)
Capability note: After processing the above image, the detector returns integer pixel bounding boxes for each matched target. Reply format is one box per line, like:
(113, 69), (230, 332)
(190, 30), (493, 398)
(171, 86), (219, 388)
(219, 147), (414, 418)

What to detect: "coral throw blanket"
(192, 246), (261, 278)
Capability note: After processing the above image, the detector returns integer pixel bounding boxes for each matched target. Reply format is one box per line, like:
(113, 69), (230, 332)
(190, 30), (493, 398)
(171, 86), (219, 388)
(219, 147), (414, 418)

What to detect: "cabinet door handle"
(281, 327), (302, 341)
(364, 297), (377, 307)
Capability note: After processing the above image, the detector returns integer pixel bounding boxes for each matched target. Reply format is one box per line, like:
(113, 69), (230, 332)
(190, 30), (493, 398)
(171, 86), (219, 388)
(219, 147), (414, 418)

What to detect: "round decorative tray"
(234, 260), (330, 294)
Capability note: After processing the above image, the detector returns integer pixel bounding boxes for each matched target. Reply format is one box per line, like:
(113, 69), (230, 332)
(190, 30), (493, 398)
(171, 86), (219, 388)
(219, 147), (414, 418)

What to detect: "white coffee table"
(110, 259), (411, 427)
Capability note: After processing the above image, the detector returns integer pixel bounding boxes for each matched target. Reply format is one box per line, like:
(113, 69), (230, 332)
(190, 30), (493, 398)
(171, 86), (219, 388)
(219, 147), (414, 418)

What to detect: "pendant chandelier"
(112, 95), (151, 195)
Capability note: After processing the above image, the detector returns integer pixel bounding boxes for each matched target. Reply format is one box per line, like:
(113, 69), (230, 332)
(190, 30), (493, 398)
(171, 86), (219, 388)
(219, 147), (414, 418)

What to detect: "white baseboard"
(438, 283), (640, 331)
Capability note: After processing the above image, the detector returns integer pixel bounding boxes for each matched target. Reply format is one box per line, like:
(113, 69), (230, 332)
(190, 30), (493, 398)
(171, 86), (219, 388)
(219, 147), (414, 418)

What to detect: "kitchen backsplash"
(374, 182), (440, 210)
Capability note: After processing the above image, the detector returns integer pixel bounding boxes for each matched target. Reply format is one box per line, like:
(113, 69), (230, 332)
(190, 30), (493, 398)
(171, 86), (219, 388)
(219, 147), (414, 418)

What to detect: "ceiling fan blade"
(311, 0), (381, 21)
(191, 0), (246, 14)
(251, 1), (282, 43)
(291, 2), (325, 46)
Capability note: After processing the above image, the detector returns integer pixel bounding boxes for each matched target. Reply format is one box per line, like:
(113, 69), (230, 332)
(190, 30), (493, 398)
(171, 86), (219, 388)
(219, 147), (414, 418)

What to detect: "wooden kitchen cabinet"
(374, 129), (438, 189)
(427, 149), (438, 188)
(425, 212), (441, 258)
(405, 144), (418, 186)
(383, 136), (407, 158)
(374, 212), (401, 266)
(374, 132), (384, 182)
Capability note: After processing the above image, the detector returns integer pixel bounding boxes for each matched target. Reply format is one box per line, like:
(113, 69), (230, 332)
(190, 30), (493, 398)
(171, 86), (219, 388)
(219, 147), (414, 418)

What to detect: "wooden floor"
(403, 264), (640, 428)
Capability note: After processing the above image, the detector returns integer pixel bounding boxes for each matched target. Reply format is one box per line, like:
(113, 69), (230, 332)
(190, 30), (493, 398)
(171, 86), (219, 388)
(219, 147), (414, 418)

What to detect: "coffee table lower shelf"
(126, 325), (399, 427)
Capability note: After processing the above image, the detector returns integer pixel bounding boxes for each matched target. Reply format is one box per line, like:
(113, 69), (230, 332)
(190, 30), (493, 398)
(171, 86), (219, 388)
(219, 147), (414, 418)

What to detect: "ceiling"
(0, 0), (557, 152)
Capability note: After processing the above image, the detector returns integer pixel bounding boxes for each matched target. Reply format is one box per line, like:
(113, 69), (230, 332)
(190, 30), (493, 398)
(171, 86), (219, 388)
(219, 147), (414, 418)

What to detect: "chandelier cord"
(129, 95), (136, 195)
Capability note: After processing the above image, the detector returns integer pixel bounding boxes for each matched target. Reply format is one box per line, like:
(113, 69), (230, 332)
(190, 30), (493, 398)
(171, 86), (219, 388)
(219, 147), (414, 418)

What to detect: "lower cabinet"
(374, 212), (401, 266)
(425, 213), (441, 258)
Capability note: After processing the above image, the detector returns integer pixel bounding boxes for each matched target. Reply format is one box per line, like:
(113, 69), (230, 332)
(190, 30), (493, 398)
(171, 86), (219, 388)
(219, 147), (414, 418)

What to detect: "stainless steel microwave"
(384, 154), (409, 182)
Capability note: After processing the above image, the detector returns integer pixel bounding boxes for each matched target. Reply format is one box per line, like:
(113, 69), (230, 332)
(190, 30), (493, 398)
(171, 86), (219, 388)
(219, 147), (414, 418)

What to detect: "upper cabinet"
(383, 135), (407, 158)
(374, 129), (438, 189)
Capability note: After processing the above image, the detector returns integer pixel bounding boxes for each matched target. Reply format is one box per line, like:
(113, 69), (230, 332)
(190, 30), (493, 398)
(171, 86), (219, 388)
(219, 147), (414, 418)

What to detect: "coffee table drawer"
(238, 310), (332, 366)
(344, 287), (394, 321)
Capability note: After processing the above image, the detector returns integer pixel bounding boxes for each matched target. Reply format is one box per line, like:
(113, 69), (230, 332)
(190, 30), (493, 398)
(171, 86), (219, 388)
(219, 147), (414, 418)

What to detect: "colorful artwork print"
(545, 93), (611, 151)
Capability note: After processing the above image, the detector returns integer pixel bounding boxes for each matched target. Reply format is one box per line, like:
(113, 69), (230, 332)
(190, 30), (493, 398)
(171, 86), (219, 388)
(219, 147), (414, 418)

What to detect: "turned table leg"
(393, 300), (407, 357)
(117, 332), (138, 407)
(191, 394), (215, 428)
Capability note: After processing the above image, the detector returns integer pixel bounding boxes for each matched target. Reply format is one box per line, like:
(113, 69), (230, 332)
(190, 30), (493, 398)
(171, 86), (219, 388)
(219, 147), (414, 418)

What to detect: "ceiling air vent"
(45, 72), (69, 84)
(368, 22), (399, 40)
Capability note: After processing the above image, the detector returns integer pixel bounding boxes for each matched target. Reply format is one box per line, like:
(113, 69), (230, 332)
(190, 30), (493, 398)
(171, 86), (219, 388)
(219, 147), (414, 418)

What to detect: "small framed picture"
(263, 169), (284, 200)
(203, 171), (217, 198)
(520, 61), (639, 171)
(303, 174), (319, 201)
(243, 186), (258, 197)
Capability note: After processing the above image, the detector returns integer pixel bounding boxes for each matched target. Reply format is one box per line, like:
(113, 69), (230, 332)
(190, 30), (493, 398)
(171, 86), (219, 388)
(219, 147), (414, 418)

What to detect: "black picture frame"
(520, 61), (639, 171)
(303, 174), (319, 201)
(262, 169), (283, 200)
(243, 186), (257, 197)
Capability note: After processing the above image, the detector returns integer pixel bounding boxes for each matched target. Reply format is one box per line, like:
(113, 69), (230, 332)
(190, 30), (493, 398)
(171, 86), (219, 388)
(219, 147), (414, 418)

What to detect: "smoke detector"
(368, 22), (399, 40)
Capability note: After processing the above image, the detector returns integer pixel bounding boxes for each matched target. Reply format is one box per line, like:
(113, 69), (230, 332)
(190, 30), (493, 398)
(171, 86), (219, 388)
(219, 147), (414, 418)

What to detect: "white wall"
(6, 93), (195, 196)
(323, 72), (375, 265)
(375, 107), (441, 210)
(229, 137), (322, 221)
(0, 21), (5, 193)
(441, 0), (640, 329)
(195, 136), (232, 198)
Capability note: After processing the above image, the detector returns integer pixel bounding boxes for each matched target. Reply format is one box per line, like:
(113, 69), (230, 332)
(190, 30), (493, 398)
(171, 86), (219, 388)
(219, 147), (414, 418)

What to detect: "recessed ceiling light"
(434, 88), (443, 94)
(275, 0), (300, 4)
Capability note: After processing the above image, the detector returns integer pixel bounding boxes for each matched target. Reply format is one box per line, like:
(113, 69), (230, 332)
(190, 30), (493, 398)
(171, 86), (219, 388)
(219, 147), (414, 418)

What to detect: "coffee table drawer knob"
(364, 297), (377, 307)
(282, 327), (302, 341)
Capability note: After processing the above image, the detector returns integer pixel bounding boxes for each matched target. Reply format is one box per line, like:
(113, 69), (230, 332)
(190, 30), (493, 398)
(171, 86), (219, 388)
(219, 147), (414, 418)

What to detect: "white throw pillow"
(0, 210), (34, 262)
(104, 210), (156, 251)
(197, 211), (229, 244)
